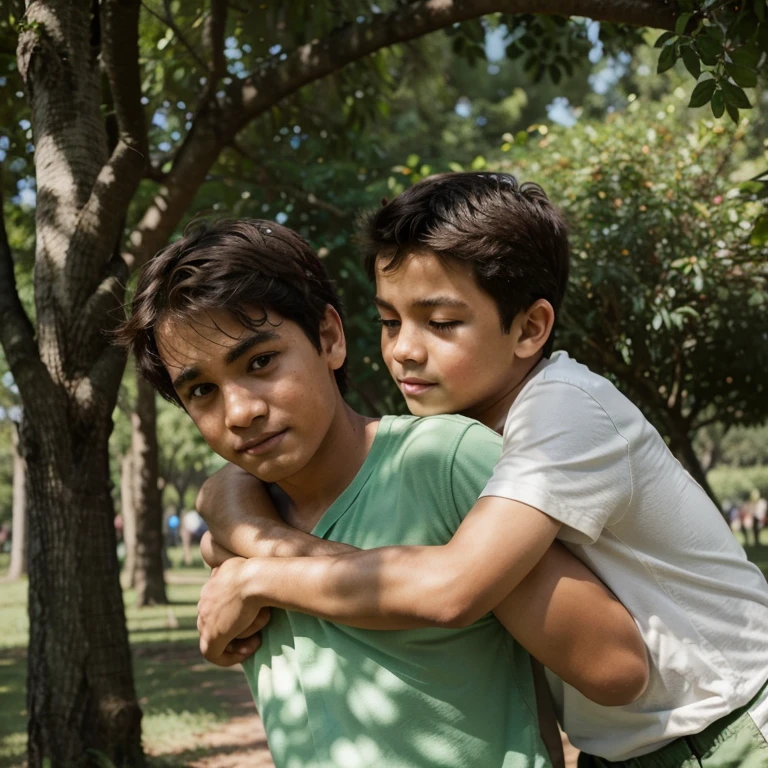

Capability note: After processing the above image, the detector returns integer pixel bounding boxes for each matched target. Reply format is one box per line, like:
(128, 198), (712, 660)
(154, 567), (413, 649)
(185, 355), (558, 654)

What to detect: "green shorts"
(577, 680), (768, 768)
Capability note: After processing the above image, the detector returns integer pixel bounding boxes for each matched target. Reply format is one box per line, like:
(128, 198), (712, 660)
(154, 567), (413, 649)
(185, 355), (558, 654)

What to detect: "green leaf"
(721, 81), (752, 109)
(756, 0), (766, 23)
(725, 103), (740, 124)
(711, 89), (725, 118)
(657, 43), (679, 74)
(730, 43), (761, 69)
(523, 54), (538, 73)
(695, 36), (722, 65)
(688, 78), (717, 108)
(549, 64), (561, 85)
(676, 12), (692, 35)
(724, 62), (757, 88)
(655, 31), (675, 48)
(506, 43), (524, 60)
(750, 213), (768, 245)
(681, 46), (701, 79)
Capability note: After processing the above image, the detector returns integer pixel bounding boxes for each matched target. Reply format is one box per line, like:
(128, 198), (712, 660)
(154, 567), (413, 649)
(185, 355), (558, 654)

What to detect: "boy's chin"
(404, 398), (455, 418)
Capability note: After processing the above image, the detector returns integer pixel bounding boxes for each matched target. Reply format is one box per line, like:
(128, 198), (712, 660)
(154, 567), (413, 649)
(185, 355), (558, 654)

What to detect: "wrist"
(238, 557), (267, 603)
(269, 522), (314, 557)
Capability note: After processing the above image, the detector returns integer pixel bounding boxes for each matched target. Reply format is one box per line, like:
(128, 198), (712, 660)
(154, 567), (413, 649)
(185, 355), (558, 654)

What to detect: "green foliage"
(708, 464), (768, 501)
(483, 97), (768, 443)
(656, 1), (766, 123)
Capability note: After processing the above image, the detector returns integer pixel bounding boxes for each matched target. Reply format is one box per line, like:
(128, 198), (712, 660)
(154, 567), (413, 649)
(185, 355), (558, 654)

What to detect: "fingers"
(200, 532), (237, 569)
(234, 607), (271, 639)
(225, 632), (263, 660)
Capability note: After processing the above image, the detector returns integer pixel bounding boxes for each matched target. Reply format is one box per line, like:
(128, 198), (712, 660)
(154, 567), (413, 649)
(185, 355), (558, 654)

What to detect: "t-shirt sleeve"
(479, 379), (632, 544)
(450, 422), (503, 520)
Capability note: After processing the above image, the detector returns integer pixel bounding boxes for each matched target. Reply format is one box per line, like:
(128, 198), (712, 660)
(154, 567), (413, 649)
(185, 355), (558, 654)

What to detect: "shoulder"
(509, 352), (641, 437)
(385, 414), (501, 461)
(534, 352), (617, 400)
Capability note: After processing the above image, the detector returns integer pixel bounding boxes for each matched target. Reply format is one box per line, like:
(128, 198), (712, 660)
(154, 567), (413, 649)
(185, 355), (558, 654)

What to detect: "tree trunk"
(24, 406), (143, 768)
(131, 373), (167, 607)
(668, 427), (721, 509)
(120, 452), (137, 588)
(10, 2), (148, 764)
(8, 420), (27, 580)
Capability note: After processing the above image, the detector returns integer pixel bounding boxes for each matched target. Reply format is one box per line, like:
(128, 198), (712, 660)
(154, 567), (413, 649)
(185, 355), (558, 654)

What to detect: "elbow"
(428, 582), (488, 629)
(437, 604), (480, 630)
(577, 649), (649, 707)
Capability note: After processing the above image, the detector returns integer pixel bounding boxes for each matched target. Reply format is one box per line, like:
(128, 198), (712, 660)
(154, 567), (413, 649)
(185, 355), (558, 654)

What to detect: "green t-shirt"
(243, 415), (550, 768)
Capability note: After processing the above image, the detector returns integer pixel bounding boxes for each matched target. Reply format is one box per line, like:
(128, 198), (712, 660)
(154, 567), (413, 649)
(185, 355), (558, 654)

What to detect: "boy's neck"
(463, 353), (545, 434)
(276, 399), (378, 533)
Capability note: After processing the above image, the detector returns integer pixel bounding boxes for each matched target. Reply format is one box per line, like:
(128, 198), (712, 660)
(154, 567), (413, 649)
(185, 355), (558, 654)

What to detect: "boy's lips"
(236, 429), (288, 455)
(398, 378), (437, 396)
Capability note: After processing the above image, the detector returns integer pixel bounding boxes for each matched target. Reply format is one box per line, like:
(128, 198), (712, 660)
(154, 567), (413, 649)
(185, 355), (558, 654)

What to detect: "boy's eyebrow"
(223, 329), (280, 365)
(374, 295), (470, 310)
(171, 329), (280, 389)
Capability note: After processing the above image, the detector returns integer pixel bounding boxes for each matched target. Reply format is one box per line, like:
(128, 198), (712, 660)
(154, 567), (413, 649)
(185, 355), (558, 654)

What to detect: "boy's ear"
(320, 305), (347, 371)
(514, 299), (555, 359)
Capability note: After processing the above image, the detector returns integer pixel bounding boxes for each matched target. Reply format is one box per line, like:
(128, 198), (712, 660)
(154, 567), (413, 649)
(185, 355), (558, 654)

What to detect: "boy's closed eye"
(375, 317), (462, 333)
(428, 320), (462, 332)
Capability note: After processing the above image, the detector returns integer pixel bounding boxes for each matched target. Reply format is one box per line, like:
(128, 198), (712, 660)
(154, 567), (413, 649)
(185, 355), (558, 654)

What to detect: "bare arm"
(197, 463), (353, 558)
(197, 469), (648, 704)
(201, 539), (648, 705)
(494, 542), (648, 706)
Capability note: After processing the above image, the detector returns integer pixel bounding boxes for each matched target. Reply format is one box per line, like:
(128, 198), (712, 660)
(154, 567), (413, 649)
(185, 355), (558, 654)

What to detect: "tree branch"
(204, 0), (228, 82)
(103, 0), (147, 160)
(68, 0), (148, 302)
(239, 0), (676, 118)
(226, 141), (349, 218)
(125, 0), (677, 271)
(140, 1), (208, 73)
(0, 177), (50, 403)
(196, 0), (229, 113)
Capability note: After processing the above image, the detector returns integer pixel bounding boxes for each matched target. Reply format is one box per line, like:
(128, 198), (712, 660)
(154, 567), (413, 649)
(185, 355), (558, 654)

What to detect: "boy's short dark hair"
(360, 172), (570, 356)
(117, 219), (347, 406)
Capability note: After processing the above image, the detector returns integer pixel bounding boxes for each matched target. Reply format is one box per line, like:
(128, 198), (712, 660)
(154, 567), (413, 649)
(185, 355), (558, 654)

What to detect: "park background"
(1, 1), (768, 767)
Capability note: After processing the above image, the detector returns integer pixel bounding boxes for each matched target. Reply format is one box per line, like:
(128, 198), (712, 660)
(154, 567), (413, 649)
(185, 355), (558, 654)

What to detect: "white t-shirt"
(480, 351), (768, 760)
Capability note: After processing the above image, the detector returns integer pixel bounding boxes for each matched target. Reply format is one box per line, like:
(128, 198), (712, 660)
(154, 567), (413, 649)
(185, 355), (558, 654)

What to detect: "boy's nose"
(223, 385), (268, 430)
(392, 329), (427, 365)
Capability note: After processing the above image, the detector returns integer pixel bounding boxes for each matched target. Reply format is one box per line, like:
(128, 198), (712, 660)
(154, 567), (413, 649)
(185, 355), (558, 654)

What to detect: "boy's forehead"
(374, 248), (476, 296)
(156, 307), (276, 371)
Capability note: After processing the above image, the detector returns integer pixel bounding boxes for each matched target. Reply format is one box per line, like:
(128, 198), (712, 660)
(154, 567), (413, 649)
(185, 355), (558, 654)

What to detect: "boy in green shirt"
(118, 218), (647, 768)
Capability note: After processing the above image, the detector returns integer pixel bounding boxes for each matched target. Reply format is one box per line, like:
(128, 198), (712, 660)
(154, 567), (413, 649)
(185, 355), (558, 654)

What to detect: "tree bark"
(25, 408), (143, 768)
(8, 420), (27, 580)
(120, 452), (137, 589)
(6, 1), (148, 764)
(131, 373), (168, 607)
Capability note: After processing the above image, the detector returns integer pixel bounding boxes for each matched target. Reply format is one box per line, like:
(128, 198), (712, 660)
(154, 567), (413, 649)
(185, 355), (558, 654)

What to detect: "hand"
(197, 557), (267, 666)
(200, 531), (239, 569)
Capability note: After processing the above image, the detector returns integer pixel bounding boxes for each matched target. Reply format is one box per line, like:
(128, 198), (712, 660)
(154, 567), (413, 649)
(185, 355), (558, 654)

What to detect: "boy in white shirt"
(197, 173), (768, 767)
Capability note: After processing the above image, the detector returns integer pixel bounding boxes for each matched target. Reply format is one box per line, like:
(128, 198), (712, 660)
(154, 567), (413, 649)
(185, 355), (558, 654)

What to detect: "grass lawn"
(0, 548), (260, 768)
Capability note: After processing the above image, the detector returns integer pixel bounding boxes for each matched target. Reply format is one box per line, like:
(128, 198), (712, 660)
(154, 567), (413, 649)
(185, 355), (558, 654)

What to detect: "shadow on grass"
(147, 735), (269, 767)
(0, 648), (26, 768)
(0, 643), (257, 768)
